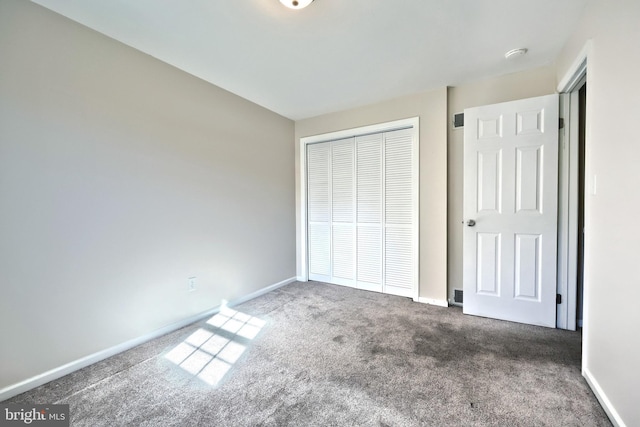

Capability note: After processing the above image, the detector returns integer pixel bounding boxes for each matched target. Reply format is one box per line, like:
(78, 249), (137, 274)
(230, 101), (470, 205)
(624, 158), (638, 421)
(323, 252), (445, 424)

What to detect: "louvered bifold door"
(306, 125), (416, 298)
(307, 143), (331, 282)
(355, 133), (383, 292)
(331, 138), (356, 286)
(384, 128), (415, 297)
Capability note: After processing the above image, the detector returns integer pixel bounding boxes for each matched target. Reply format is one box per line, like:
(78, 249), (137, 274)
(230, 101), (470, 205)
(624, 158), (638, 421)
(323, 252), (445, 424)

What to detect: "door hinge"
(556, 293), (562, 304)
(559, 118), (565, 129)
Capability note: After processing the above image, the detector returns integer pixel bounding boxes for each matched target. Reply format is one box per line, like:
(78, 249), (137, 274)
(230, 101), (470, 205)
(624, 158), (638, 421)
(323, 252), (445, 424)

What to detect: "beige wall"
(446, 67), (557, 302)
(295, 88), (448, 302)
(0, 0), (295, 391)
(556, 1), (640, 425)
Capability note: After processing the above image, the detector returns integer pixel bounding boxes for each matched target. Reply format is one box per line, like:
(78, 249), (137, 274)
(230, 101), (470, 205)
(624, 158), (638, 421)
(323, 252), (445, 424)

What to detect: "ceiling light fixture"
(279, 0), (314, 10)
(504, 48), (528, 59)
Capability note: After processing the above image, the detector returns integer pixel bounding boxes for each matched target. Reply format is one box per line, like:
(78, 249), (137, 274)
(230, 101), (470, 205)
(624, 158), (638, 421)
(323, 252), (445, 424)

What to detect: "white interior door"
(463, 94), (559, 327)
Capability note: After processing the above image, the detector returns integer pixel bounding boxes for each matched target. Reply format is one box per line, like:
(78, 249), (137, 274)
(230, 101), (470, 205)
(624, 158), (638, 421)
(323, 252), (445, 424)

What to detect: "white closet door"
(355, 133), (383, 292)
(307, 143), (331, 282)
(331, 138), (355, 286)
(305, 123), (417, 299)
(384, 128), (415, 297)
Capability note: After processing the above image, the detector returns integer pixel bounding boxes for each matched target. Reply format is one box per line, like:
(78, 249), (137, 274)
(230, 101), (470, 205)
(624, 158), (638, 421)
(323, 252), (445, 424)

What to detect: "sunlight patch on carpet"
(165, 306), (265, 386)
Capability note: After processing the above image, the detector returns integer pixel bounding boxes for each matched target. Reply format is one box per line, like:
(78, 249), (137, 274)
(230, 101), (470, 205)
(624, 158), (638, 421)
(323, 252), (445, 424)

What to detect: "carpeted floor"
(6, 281), (611, 426)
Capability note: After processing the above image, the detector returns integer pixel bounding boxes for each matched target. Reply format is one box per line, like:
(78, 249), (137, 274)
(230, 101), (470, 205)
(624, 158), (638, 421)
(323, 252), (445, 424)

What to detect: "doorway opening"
(576, 82), (586, 328)
(557, 44), (589, 331)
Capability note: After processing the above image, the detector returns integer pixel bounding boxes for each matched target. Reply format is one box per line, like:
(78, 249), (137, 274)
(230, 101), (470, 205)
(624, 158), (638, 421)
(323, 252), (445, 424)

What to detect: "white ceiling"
(31, 0), (588, 120)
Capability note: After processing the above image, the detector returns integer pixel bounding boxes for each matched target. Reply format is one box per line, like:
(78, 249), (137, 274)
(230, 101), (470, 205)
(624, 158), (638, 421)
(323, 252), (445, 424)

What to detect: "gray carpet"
(6, 281), (611, 426)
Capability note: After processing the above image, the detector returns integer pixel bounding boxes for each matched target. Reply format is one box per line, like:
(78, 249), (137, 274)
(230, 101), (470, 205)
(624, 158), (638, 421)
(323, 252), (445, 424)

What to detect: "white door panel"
(356, 225), (382, 292)
(332, 223), (355, 284)
(463, 94), (559, 327)
(307, 144), (330, 222)
(331, 139), (355, 223)
(355, 133), (383, 292)
(330, 138), (356, 286)
(384, 226), (414, 297)
(307, 143), (331, 282)
(384, 128), (415, 296)
(308, 223), (331, 280)
(385, 130), (413, 225)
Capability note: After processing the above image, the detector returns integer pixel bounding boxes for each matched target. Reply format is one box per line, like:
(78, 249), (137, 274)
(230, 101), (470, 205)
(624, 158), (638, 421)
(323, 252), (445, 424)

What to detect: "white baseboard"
(414, 297), (449, 308)
(583, 367), (625, 427)
(0, 276), (297, 402)
(227, 277), (296, 307)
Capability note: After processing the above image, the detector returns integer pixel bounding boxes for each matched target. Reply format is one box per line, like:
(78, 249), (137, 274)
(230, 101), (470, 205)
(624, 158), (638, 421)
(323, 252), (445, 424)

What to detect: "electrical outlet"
(188, 276), (197, 292)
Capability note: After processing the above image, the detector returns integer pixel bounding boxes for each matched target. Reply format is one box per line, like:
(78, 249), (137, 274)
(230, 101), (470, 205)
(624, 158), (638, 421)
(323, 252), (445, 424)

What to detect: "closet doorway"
(299, 118), (419, 298)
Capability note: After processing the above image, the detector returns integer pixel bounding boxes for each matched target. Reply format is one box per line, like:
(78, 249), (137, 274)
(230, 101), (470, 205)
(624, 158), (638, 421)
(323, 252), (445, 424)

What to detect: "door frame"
(297, 117), (420, 300)
(557, 41), (591, 331)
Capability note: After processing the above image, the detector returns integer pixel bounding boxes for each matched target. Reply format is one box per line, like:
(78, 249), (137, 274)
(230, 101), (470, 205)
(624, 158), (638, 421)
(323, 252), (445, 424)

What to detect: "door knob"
(467, 219), (476, 227)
